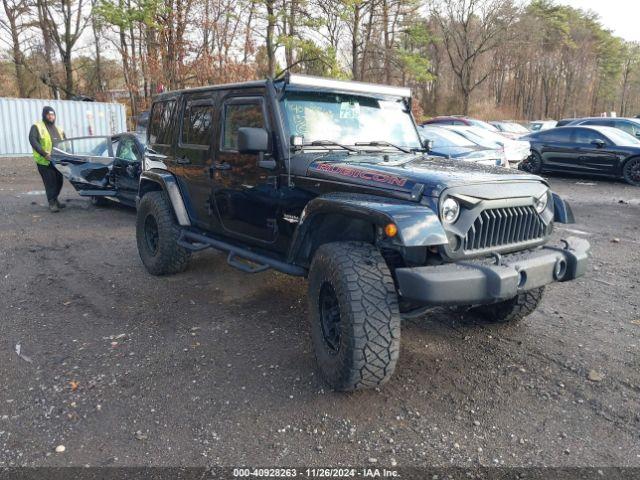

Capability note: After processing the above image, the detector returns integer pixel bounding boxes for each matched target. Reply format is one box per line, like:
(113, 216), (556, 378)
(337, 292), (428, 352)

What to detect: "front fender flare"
(138, 170), (191, 226)
(288, 193), (448, 263)
(552, 192), (575, 224)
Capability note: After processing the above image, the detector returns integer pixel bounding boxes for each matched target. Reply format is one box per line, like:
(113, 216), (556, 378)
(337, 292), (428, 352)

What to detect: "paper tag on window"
(339, 102), (360, 119)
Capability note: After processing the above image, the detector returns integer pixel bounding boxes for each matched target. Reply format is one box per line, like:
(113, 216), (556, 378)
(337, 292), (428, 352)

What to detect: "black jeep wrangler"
(136, 74), (589, 391)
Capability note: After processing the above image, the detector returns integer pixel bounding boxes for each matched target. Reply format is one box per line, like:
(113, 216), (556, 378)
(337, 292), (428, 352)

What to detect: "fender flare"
(287, 192), (448, 263)
(138, 169), (192, 226)
(552, 192), (575, 224)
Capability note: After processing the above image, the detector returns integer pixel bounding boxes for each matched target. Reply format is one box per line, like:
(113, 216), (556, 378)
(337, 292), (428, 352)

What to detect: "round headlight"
(442, 198), (460, 223)
(535, 191), (548, 213)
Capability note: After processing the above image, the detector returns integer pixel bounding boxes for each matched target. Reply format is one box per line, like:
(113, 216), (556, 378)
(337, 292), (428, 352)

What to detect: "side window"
(117, 137), (139, 162)
(148, 102), (164, 144)
(615, 120), (636, 136)
(222, 101), (265, 151)
(181, 101), (215, 146)
(538, 129), (570, 142)
(148, 100), (176, 145)
(574, 128), (606, 144)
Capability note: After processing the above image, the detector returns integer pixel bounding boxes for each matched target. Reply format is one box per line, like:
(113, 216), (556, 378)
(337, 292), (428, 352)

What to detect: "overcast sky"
(556, 0), (640, 42)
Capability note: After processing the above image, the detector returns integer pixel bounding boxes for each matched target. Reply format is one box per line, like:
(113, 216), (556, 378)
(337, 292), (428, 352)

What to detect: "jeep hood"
(306, 152), (544, 197)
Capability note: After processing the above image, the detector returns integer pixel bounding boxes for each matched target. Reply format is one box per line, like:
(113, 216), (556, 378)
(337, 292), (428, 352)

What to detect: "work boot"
(48, 200), (59, 213)
(55, 199), (66, 209)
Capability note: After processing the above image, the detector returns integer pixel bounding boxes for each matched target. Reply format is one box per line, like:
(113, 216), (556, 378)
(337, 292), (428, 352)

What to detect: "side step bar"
(177, 230), (306, 277)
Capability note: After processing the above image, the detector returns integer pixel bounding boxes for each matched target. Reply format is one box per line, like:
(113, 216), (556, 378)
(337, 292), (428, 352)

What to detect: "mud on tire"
(473, 287), (545, 324)
(136, 191), (191, 275)
(308, 242), (401, 391)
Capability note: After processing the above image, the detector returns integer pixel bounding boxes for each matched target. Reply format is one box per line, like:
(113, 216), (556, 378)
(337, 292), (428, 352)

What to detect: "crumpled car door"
(51, 136), (117, 197)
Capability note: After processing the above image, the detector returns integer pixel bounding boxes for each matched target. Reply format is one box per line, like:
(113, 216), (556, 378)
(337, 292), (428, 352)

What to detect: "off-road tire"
(473, 287), (545, 324)
(622, 157), (640, 186)
(91, 196), (109, 207)
(136, 191), (191, 275)
(521, 151), (543, 174)
(308, 242), (401, 391)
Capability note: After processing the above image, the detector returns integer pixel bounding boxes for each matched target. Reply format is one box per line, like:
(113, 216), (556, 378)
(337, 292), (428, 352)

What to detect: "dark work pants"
(36, 163), (64, 203)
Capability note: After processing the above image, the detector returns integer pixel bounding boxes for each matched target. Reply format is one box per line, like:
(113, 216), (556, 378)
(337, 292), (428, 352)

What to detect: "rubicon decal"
(314, 163), (408, 187)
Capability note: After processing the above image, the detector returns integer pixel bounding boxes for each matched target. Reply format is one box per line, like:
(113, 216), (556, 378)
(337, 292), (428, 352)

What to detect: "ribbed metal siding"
(0, 98), (126, 156)
(463, 206), (545, 252)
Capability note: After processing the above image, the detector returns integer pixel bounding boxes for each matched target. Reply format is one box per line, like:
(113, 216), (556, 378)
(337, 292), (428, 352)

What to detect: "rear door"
(51, 136), (117, 196)
(538, 128), (576, 171)
(174, 93), (217, 229)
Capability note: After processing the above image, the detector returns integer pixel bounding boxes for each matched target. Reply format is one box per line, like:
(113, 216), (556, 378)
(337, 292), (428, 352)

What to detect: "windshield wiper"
(307, 140), (359, 152)
(354, 140), (411, 154)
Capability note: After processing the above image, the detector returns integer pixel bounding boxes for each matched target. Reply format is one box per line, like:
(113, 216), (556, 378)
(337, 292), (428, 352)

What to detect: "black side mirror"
(590, 139), (605, 148)
(422, 139), (433, 152)
(237, 127), (269, 154)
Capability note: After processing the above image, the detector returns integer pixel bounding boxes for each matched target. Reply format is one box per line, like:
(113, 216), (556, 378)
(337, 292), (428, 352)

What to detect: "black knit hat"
(42, 106), (55, 122)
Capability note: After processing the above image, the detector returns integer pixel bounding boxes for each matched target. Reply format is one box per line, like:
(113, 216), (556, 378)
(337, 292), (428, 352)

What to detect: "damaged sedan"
(51, 133), (144, 207)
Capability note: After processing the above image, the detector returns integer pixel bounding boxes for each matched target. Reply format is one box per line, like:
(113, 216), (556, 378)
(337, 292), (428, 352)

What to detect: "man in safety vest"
(29, 106), (66, 212)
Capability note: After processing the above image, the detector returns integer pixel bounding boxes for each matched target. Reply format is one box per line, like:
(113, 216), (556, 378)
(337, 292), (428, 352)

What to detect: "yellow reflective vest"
(33, 121), (64, 166)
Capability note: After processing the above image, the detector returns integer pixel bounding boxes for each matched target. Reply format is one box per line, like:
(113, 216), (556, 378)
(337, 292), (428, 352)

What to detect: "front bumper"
(396, 237), (589, 305)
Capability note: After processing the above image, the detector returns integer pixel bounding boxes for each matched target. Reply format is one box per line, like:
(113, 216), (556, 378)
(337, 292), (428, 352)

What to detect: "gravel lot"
(1, 156), (639, 469)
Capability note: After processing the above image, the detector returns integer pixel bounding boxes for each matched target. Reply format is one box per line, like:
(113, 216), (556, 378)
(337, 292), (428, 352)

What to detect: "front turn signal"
(384, 223), (398, 238)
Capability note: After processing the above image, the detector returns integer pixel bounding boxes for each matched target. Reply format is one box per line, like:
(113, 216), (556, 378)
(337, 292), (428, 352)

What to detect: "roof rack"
(281, 73), (411, 98)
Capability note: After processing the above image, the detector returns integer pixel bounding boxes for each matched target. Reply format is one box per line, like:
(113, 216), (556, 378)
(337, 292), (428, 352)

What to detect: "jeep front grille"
(463, 206), (545, 252)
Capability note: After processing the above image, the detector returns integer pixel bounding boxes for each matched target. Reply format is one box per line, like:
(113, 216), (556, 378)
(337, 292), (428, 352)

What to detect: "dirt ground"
(1, 156), (639, 470)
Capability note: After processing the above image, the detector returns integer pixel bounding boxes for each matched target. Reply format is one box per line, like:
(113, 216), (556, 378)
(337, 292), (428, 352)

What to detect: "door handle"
(176, 156), (191, 165)
(214, 162), (231, 170)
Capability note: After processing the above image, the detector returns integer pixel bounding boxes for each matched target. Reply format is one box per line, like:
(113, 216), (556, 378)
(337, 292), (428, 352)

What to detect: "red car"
(422, 116), (499, 132)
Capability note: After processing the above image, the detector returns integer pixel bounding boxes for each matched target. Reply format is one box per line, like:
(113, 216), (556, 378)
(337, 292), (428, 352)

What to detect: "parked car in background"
(521, 126), (640, 186)
(565, 117), (640, 138)
(490, 121), (530, 139)
(443, 125), (531, 167)
(418, 125), (507, 167)
(556, 118), (576, 127)
(51, 133), (145, 207)
(529, 120), (557, 131)
(422, 116), (499, 132)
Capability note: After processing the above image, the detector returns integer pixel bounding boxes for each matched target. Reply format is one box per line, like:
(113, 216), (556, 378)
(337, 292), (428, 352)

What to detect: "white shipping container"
(0, 98), (127, 156)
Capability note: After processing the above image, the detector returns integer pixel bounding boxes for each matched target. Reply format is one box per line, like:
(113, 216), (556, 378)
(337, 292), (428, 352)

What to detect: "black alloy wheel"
(144, 214), (160, 256)
(318, 282), (342, 354)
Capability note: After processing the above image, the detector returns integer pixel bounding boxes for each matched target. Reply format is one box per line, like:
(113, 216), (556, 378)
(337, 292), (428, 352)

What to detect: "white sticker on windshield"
(339, 101), (360, 119)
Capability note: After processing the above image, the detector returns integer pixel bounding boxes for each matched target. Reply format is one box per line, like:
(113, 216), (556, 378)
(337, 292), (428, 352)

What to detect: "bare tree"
(1, 0), (31, 96)
(42, 0), (88, 97)
(430, 0), (518, 114)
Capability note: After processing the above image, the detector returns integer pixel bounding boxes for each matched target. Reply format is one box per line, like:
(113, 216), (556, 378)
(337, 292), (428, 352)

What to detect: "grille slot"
(463, 206), (545, 252)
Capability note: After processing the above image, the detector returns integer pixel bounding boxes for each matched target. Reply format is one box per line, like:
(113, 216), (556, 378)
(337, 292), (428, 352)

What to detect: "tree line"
(2, 0), (640, 121)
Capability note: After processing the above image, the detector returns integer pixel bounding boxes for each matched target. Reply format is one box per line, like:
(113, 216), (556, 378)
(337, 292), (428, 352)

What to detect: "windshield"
(450, 127), (502, 149)
(499, 122), (529, 133)
(280, 91), (422, 149)
(600, 127), (640, 146)
(419, 127), (475, 148)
